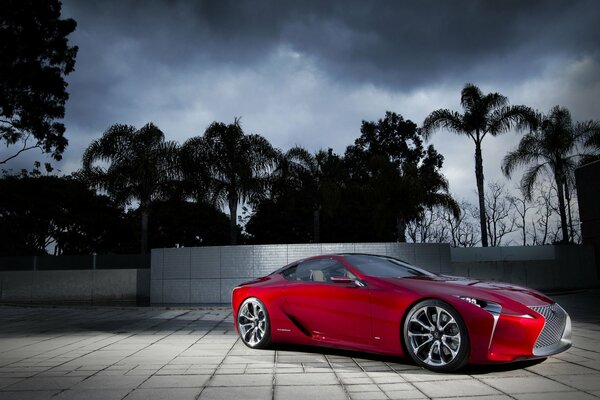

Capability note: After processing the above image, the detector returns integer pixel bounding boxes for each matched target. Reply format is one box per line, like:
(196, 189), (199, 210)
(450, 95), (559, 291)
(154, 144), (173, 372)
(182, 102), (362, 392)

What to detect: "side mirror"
(330, 276), (366, 287)
(330, 276), (353, 284)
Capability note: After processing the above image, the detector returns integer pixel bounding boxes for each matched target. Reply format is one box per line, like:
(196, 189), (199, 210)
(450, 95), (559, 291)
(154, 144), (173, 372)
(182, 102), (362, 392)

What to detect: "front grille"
(529, 303), (567, 349)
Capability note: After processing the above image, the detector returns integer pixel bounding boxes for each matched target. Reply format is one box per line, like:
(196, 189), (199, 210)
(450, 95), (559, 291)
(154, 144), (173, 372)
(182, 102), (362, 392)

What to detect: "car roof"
(337, 253), (411, 264)
(269, 253), (412, 275)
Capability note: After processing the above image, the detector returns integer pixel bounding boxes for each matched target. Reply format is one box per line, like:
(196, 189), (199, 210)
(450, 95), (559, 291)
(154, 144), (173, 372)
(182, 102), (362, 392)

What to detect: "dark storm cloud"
(64, 0), (600, 88)
(56, 0), (600, 153)
(9, 0), (591, 202)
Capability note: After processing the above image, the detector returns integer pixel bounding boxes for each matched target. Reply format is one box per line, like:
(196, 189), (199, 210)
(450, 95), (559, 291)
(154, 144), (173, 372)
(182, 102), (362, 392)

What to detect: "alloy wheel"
(404, 300), (468, 371)
(238, 298), (270, 348)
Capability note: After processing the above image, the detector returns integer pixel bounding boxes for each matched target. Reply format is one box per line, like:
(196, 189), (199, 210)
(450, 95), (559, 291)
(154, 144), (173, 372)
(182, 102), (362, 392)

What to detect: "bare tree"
(407, 208), (451, 243)
(563, 172), (581, 243)
(530, 182), (559, 245)
(563, 175), (582, 243)
(439, 200), (479, 247)
(481, 182), (517, 246)
(508, 187), (535, 246)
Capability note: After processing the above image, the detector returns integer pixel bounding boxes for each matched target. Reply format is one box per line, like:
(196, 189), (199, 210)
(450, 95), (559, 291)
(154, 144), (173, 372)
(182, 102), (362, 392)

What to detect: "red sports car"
(231, 254), (572, 372)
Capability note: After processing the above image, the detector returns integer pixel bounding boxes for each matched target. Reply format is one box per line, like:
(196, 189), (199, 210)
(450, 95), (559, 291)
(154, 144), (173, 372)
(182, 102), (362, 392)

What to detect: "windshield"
(345, 254), (435, 278)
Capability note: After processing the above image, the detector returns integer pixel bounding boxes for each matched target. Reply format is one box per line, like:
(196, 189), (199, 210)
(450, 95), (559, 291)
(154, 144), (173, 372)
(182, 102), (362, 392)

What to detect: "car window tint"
(282, 265), (298, 280)
(284, 259), (352, 283)
(345, 255), (433, 278)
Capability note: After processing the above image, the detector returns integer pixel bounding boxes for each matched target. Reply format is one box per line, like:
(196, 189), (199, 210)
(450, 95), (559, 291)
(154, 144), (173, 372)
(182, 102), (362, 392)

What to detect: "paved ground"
(0, 291), (599, 400)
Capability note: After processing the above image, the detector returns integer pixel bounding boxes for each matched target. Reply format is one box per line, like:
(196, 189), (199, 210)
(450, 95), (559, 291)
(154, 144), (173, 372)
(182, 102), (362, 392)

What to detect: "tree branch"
(0, 134), (43, 164)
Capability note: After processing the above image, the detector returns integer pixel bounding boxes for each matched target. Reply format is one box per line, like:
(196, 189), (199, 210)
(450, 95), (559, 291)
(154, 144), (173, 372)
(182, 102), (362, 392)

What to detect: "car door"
(281, 258), (372, 344)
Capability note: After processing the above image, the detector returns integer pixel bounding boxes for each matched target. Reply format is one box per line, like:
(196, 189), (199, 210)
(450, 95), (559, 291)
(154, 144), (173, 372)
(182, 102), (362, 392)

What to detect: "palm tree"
(81, 123), (179, 254)
(580, 120), (600, 164)
(422, 83), (535, 247)
(276, 147), (342, 242)
(180, 135), (212, 205)
(502, 106), (600, 243)
(197, 118), (278, 245)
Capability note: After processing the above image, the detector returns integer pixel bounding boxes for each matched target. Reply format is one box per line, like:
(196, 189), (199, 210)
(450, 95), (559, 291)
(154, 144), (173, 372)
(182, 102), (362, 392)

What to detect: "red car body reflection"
(232, 254), (571, 371)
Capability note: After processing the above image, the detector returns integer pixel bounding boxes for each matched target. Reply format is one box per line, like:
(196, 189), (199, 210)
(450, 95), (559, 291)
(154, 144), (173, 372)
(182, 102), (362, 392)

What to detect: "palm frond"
(501, 133), (545, 178)
(577, 120), (600, 148)
(282, 146), (315, 178)
(422, 109), (466, 139)
(521, 163), (550, 200)
(548, 105), (572, 129)
(460, 83), (484, 112)
(425, 193), (461, 220)
(482, 92), (509, 111)
(488, 105), (536, 136)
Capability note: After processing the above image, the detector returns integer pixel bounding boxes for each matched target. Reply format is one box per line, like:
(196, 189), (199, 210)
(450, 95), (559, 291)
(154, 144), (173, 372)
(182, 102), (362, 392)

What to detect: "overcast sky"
(7, 0), (600, 206)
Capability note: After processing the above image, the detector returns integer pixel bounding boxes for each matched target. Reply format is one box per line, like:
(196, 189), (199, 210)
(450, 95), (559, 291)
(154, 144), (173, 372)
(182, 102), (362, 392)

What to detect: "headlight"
(459, 296), (502, 315)
(459, 296), (504, 349)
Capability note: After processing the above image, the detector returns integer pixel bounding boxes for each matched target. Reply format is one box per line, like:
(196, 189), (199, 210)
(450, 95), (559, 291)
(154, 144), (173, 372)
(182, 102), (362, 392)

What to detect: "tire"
(237, 297), (271, 349)
(403, 299), (469, 372)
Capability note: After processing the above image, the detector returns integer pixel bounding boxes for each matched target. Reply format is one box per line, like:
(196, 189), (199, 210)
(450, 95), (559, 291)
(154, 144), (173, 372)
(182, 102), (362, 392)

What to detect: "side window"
(282, 265), (298, 280)
(286, 259), (354, 283)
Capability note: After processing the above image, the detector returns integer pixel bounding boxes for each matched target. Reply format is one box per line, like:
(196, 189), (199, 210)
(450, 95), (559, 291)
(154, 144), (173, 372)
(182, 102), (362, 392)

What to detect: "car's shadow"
(266, 343), (546, 375)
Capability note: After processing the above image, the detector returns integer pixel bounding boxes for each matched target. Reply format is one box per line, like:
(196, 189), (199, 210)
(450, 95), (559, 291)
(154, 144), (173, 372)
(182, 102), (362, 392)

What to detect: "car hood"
(378, 275), (553, 307)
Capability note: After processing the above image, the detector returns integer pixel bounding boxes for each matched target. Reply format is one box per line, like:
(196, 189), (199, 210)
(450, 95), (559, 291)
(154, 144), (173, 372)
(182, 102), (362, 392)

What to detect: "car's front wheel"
(403, 299), (469, 372)
(237, 297), (271, 349)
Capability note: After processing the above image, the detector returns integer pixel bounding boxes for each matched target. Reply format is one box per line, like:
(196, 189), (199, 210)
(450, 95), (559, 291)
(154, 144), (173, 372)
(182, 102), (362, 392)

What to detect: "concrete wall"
(152, 243), (599, 306)
(151, 243), (452, 305)
(0, 269), (150, 305)
(451, 245), (599, 290)
(3, 243), (596, 306)
(0, 254), (150, 271)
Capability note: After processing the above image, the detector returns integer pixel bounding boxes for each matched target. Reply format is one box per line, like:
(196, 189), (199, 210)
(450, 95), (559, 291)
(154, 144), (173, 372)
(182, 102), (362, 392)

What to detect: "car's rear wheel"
(403, 299), (469, 372)
(237, 297), (271, 349)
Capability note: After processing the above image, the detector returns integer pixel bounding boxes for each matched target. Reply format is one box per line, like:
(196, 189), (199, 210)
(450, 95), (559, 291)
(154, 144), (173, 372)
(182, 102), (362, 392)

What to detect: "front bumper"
(468, 302), (572, 364)
(529, 303), (572, 357)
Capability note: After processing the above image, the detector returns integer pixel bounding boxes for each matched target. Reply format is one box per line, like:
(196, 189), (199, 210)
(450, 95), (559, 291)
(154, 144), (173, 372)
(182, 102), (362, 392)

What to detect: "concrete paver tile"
(221, 355), (274, 364)
(525, 362), (598, 376)
(0, 379), (22, 390)
(274, 384), (346, 400)
(384, 389), (428, 399)
(208, 373), (273, 387)
(480, 376), (573, 394)
(213, 367), (245, 375)
(370, 374), (406, 384)
(169, 356), (224, 365)
(140, 375), (210, 388)
(439, 396), (511, 400)
(349, 391), (388, 400)
(378, 382), (415, 392)
(276, 353), (327, 363)
(52, 388), (131, 400)
(413, 378), (502, 397)
(550, 374), (600, 391)
(123, 388), (201, 400)
(340, 377), (373, 385)
(275, 372), (338, 385)
(198, 386), (272, 399)
(514, 392), (599, 400)
(0, 390), (60, 400)
(399, 371), (467, 382)
(272, 367), (304, 373)
(155, 369), (188, 375)
(4, 376), (84, 391)
(345, 383), (380, 392)
(73, 375), (147, 389)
